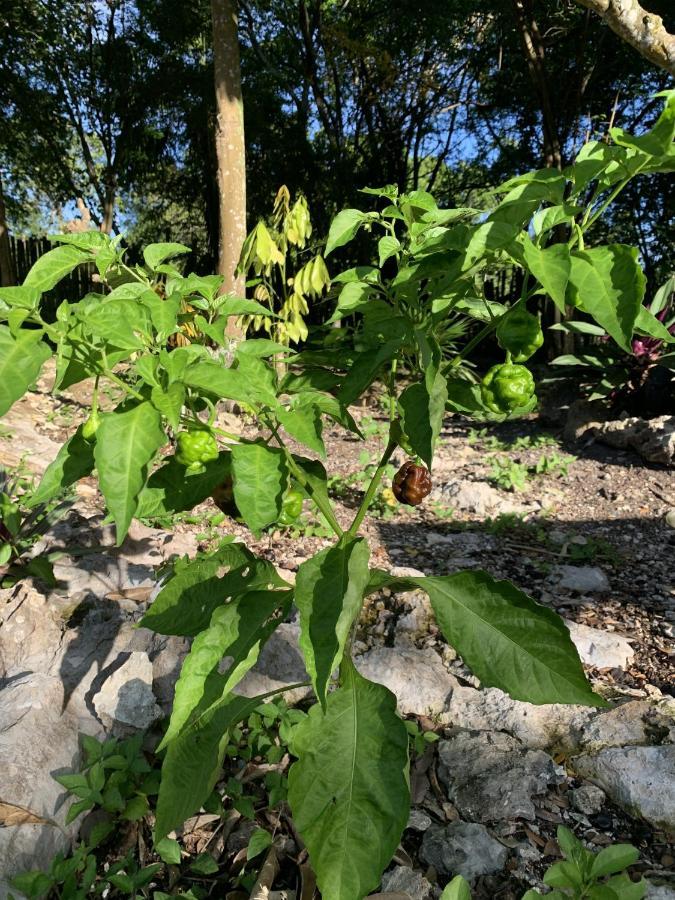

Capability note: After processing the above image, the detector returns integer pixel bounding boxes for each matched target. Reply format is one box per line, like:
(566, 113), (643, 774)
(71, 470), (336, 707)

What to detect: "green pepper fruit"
(496, 307), (544, 362)
(481, 363), (535, 415)
(278, 487), (304, 526)
(175, 429), (219, 472)
(82, 409), (101, 442)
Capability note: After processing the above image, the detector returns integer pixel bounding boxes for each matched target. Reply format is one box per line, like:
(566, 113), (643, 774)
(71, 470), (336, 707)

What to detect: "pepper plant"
(0, 91), (673, 900)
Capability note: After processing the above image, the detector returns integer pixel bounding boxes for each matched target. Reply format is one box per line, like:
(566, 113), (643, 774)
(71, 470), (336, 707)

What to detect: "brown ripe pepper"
(392, 461), (432, 506)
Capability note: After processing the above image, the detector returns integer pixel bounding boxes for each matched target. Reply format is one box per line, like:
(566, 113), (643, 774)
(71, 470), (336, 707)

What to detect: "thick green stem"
(347, 436), (397, 537)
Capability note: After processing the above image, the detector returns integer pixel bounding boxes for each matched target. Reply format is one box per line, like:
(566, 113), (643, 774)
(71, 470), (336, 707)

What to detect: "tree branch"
(574, 0), (675, 75)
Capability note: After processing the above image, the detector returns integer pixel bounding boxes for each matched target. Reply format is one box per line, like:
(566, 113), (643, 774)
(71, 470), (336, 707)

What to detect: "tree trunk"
(0, 174), (16, 287)
(575, 0), (675, 75)
(100, 180), (116, 234)
(211, 0), (247, 300)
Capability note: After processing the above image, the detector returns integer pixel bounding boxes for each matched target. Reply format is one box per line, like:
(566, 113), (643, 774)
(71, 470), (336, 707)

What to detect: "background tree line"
(1, 0), (673, 299)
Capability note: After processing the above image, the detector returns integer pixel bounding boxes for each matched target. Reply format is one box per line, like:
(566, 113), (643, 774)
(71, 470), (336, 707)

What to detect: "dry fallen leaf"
(0, 801), (54, 827)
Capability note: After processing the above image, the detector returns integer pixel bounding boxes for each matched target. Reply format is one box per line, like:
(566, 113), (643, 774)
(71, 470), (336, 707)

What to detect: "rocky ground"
(1, 373), (674, 899)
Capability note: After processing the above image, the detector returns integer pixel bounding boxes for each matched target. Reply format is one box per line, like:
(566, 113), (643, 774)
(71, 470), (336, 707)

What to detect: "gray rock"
(0, 673), (82, 896)
(354, 646), (457, 717)
(406, 808), (432, 832)
(594, 415), (675, 467)
(420, 822), (508, 880)
(647, 886), (675, 899)
(440, 480), (525, 517)
(446, 684), (595, 752)
(553, 566), (610, 593)
(236, 623), (312, 706)
(574, 744), (675, 829)
(381, 866), (434, 899)
(566, 620), (634, 669)
(437, 730), (563, 822)
(570, 783), (606, 815)
(93, 651), (162, 734)
(579, 700), (675, 752)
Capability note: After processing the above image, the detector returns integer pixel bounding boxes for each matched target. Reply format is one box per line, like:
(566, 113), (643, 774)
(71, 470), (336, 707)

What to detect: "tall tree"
(0, 175), (16, 286)
(211, 0), (247, 296)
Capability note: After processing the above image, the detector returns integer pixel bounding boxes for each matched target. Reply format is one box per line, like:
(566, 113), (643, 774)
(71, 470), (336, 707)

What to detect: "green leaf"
(183, 358), (277, 408)
(247, 828), (273, 861)
(278, 405), (325, 457)
(287, 662), (410, 900)
(332, 281), (374, 320)
(135, 451), (229, 520)
(521, 239), (571, 312)
(0, 286), (42, 310)
(231, 443), (288, 533)
(143, 242), (191, 271)
(295, 537), (370, 707)
(140, 544), (285, 636)
(82, 298), (152, 349)
(28, 426), (95, 507)
(325, 209), (366, 256)
(93, 402), (166, 544)
(611, 91), (675, 158)
(569, 245), (645, 352)
(413, 570), (606, 706)
(159, 589), (290, 750)
(338, 342), (400, 406)
(398, 373), (447, 468)
(544, 861), (585, 890)
(219, 296), (278, 317)
(603, 874), (647, 900)
(190, 853), (219, 875)
(154, 837), (182, 865)
(150, 383), (186, 430)
(24, 244), (91, 292)
(155, 691), (266, 840)
(440, 875), (472, 900)
(139, 292), (182, 339)
(635, 306), (675, 342)
(378, 235), (401, 266)
(591, 844), (640, 878)
(293, 455), (333, 512)
(0, 326), (52, 417)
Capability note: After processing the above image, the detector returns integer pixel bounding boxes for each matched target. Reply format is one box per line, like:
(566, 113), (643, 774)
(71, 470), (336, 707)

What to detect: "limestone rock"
(437, 730), (563, 822)
(93, 651), (162, 735)
(236, 623), (312, 706)
(354, 646), (457, 717)
(381, 866), (434, 899)
(594, 415), (675, 467)
(566, 620), (634, 668)
(570, 783), (606, 815)
(574, 744), (675, 830)
(420, 821), (508, 880)
(553, 566), (610, 593)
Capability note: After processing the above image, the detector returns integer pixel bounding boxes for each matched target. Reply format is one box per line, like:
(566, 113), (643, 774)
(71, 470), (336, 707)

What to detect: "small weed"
(488, 458), (530, 492)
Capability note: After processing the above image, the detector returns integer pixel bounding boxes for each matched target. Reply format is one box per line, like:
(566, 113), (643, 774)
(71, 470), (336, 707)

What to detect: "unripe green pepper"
(278, 487), (304, 526)
(175, 429), (219, 472)
(496, 307), (544, 362)
(481, 363), (535, 414)
(82, 409), (101, 442)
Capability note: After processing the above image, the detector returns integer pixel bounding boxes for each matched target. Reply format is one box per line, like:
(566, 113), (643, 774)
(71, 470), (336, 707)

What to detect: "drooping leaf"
(140, 543), (286, 636)
(521, 239), (571, 312)
(294, 537), (370, 707)
(159, 589), (291, 750)
(338, 342), (401, 406)
(287, 662), (410, 900)
(569, 245), (645, 352)
(155, 692), (265, 840)
(150, 383), (186, 430)
(398, 373), (447, 468)
(93, 402), (166, 544)
(325, 209), (366, 256)
(277, 405), (325, 457)
(28, 426), (95, 507)
(23, 244), (91, 292)
(412, 570), (606, 706)
(230, 443), (288, 533)
(0, 326), (52, 417)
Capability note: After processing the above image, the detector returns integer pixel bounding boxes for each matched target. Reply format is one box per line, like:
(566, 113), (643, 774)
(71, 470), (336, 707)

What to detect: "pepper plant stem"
(347, 436), (397, 537)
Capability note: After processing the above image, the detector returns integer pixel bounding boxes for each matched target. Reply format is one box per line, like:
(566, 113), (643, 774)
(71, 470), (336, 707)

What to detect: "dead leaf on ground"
(0, 801), (54, 827)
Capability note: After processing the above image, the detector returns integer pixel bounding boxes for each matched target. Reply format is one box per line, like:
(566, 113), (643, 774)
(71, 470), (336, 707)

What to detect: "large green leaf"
(325, 209), (366, 256)
(135, 451), (229, 520)
(398, 373), (447, 468)
(634, 306), (675, 343)
(521, 238), (571, 312)
(293, 455), (334, 513)
(0, 326), (52, 417)
(277, 405), (325, 457)
(287, 662), (410, 900)
(413, 570), (606, 706)
(23, 244), (91, 292)
(183, 358), (277, 408)
(338, 342), (401, 406)
(230, 443), (288, 533)
(93, 402), (166, 544)
(569, 245), (645, 352)
(159, 589), (291, 750)
(0, 286), (42, 310)
(294, 537), (370, 707)
(143, 242), (191, 271)
(611, 90), (675, 158)
(81, 298), (152, 349)
(155, 692), (264, 840)
(140, 543), (286, 636)
(28, 426), (95, 507)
